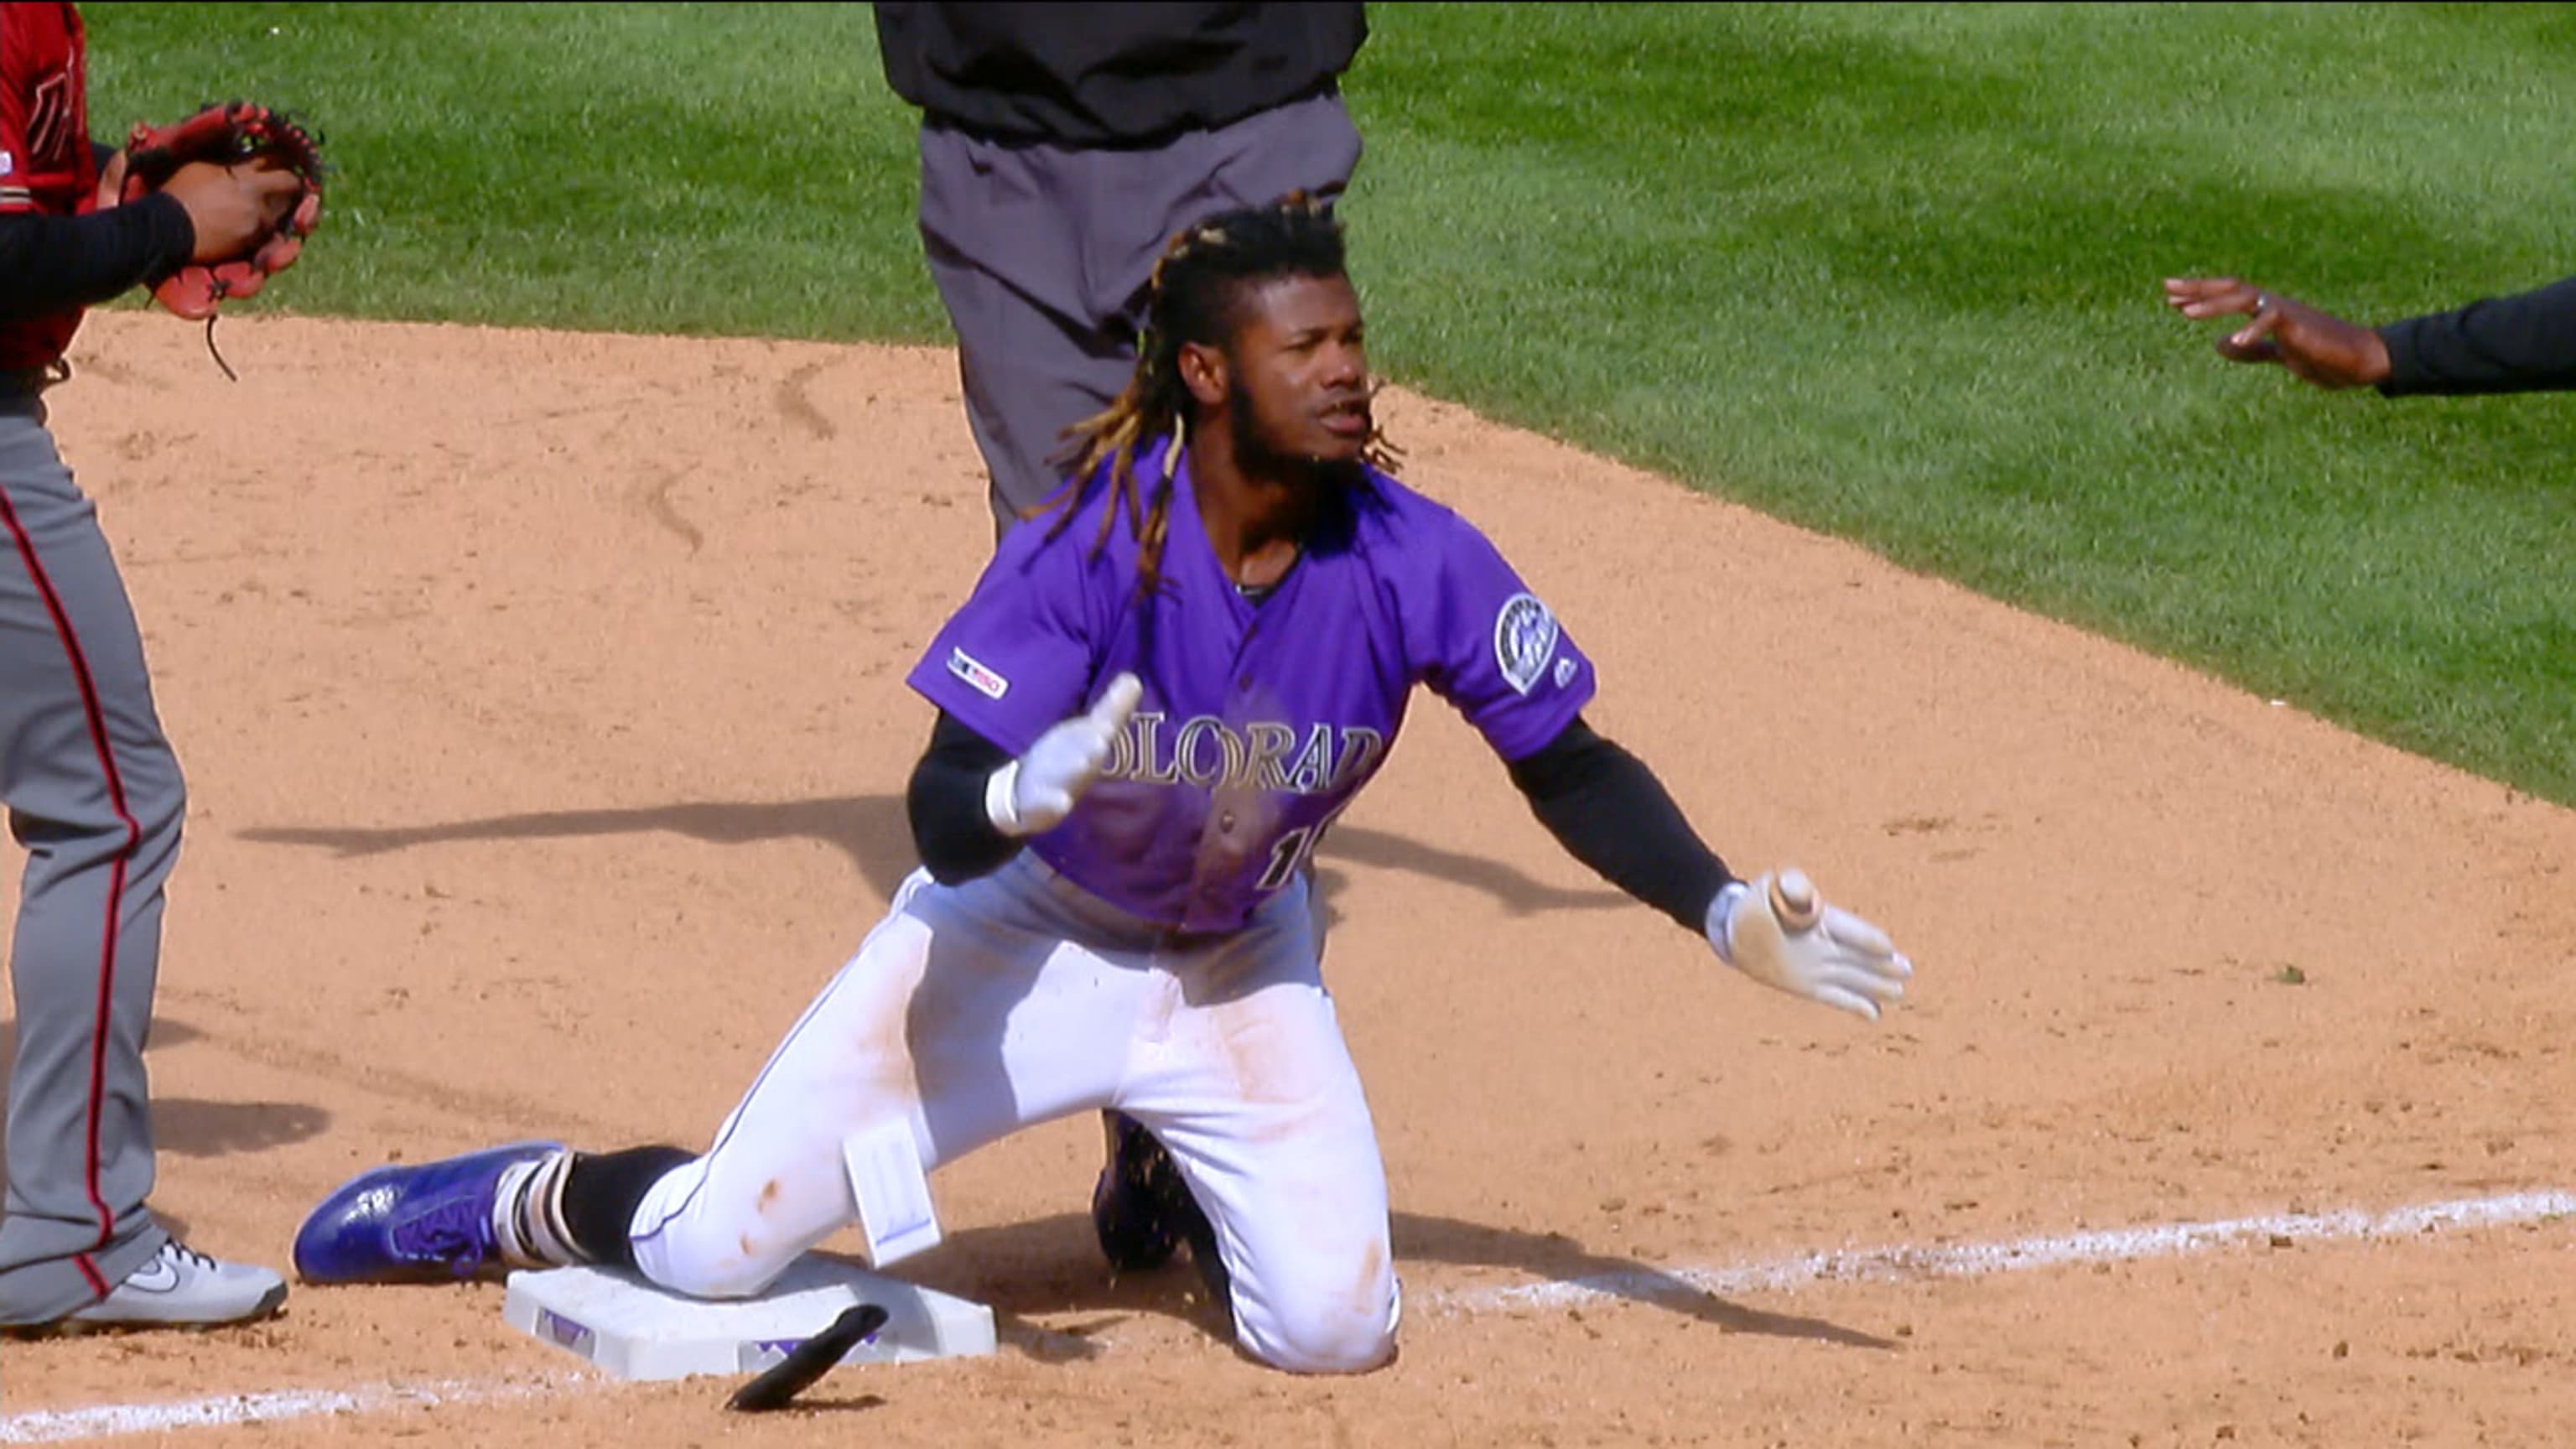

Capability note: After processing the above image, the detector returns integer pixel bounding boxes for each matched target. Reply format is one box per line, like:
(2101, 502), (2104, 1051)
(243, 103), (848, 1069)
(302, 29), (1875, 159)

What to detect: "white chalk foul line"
(9, 1189), (2572, 1442)
(0, 1373), (582, 1445)
(1436, 1187), (2576, 1315)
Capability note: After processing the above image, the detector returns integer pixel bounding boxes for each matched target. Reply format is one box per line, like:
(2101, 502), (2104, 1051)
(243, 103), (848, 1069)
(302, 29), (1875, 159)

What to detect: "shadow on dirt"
(884, 1209), (1895, 1361)
(0, 1015), (332, 1224)
(236, 793), (1633, 922)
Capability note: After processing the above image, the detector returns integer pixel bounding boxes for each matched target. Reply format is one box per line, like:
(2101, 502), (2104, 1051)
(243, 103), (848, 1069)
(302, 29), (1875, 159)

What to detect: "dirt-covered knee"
(1233, 1271), (1400, 1376)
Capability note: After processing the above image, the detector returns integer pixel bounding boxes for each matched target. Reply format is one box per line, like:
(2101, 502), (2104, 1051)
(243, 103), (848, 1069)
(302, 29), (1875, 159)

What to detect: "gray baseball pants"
(0, 388), (182, 1325)
(916, 89), (1366, 540)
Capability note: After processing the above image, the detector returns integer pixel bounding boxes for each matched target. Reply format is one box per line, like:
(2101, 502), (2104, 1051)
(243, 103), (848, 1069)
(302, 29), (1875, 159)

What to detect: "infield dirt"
(3, 311), (2573, 1446)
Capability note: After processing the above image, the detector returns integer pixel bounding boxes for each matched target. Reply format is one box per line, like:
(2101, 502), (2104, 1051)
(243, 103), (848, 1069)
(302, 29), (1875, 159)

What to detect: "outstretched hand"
(1707, 868), (1913, 1022)
(2163, 277), (2392, 389)
(986, 673), (1145, 838)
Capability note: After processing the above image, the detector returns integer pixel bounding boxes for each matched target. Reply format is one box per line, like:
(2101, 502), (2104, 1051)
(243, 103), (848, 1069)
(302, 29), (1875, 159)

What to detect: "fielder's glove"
(1707, 867), (1913, 1021)
(986, 673), (1144, 837)
(120, 101), (324, 320)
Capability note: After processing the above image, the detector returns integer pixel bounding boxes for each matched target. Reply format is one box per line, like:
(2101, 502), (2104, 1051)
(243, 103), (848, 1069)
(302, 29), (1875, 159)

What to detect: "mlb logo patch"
(948, 647), (1009, 700)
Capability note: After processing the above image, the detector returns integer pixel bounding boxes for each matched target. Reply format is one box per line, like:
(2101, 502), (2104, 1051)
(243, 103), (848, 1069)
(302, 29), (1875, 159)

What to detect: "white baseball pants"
(626, 852), (1400, 1374)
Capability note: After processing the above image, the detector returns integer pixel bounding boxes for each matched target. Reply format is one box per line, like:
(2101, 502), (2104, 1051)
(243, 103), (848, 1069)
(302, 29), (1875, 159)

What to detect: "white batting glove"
(1706, 867), (1913, 1021)
(985, 673), (1144, 838)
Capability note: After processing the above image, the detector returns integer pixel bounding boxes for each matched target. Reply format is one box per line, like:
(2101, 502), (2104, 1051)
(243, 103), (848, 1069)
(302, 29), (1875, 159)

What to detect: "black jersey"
(874, 2), (1366, 149)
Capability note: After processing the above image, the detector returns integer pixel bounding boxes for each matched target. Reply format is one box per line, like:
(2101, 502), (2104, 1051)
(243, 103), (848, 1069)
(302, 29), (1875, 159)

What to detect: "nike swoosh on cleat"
(119, 1260), (182, 1294)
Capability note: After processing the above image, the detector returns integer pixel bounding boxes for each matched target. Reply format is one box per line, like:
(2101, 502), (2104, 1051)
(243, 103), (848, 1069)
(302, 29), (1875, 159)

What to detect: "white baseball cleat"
(60, 1239), (288, 1332)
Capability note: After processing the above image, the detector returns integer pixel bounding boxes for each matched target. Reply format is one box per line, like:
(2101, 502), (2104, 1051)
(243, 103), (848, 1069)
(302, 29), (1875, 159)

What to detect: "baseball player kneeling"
(292, 196), (1913, 1376)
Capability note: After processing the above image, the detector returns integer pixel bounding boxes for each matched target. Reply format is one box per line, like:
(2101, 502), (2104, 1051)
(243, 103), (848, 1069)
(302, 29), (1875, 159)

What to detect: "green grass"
(85, 2), (943, 337)
(80, 2), (2576, 802)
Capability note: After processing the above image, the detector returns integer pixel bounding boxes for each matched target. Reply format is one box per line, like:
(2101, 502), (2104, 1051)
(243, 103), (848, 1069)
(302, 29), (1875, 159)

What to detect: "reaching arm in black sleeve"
(2376, 273), (2576, 397)
(1506, 715), (1739, 934)
(906, 709), (1021, 886)
(0, 194), (195, 322)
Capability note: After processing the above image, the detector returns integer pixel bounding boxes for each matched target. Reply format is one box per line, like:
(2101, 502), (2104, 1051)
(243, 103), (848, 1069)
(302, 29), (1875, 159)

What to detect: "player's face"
(1221, 273), (1373, 467)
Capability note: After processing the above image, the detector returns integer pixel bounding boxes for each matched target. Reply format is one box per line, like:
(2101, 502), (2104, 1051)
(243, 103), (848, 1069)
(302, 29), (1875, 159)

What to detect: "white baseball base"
(501, 1256), (996, 1382)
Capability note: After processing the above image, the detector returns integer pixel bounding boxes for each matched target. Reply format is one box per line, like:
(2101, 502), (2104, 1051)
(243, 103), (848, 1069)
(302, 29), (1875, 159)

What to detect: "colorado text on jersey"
(1099, 714), (1386, 796)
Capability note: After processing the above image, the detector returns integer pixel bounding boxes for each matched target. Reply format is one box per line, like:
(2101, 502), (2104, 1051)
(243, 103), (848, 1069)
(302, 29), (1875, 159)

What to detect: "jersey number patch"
(1256, 801), (1353, 893)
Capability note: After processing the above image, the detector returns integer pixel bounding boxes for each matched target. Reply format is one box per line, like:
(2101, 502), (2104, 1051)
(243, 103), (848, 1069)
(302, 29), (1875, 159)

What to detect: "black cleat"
(1090, 1109), (1219, 1288)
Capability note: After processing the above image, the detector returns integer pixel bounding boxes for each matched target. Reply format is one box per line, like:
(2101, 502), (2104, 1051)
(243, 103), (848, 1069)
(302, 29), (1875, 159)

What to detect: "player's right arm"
(906, 677), (1141, 886)
(907, 711), (1021, 885)
(0, 201), (194, 319)
(900, 468), (1140, 884)
(0, 162), (315, 320)
(2163, 272), (2576, 395)
(2370, 273), (2576, 395)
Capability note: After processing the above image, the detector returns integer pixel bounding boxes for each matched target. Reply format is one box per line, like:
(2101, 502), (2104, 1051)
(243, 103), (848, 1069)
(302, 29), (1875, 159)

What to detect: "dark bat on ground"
(724, 1302), (891, 1413)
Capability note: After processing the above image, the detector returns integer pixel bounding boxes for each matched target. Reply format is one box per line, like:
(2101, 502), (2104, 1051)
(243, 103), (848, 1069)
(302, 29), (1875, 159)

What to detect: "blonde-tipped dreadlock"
(1035, 192), (1400, 596)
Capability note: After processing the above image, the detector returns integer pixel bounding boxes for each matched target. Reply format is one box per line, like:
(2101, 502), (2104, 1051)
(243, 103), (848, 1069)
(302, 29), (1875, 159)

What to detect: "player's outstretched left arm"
(2164, 272), (2576, 397)
(1705, 868), (1910, 1021)
(2161, 276), (2391, 388)
(1506, 715), (1911, 1021)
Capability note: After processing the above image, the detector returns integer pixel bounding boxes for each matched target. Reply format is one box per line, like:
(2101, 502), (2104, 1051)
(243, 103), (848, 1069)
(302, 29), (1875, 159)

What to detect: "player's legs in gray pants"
(0, 392), (184, 1324)
(916, 89), (1367, 540)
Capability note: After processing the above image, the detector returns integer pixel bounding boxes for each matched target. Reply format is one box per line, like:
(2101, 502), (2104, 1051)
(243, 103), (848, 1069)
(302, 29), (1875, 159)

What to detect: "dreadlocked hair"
(1037, 192), (1401, 597)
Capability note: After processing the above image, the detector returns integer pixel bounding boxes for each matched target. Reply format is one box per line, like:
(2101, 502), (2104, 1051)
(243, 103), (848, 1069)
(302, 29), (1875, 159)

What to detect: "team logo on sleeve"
(948, 647), (1010, 700)
(27, 75), (69, 164)
(1493, 593), (1560, 695)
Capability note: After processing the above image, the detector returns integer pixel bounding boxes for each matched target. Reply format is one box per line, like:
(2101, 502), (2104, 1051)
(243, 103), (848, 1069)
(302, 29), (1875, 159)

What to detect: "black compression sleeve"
(2376, 273), (2576, 397)
(559, 1145), (693, 1270)
(907, 709), (1021, 886)
(1506, 716), (1737, 934)
(0, 195), (196, 322)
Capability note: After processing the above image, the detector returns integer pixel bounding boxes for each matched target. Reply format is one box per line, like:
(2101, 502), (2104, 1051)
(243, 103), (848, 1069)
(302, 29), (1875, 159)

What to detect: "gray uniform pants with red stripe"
(915, 88), (1365, 541)
(0, 390), (181, 1324)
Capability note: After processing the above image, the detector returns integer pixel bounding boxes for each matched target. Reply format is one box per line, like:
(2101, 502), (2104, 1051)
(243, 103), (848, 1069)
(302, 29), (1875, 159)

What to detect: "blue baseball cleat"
(293, 1140), (562, 1285)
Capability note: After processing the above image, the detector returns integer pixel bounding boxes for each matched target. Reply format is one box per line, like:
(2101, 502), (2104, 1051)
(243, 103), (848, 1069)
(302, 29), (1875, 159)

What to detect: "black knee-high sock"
(558, 1145), (695, 1270)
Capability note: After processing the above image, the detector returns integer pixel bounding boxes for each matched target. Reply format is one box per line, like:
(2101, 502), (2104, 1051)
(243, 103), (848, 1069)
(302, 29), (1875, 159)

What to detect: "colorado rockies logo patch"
(1493, 593), (1559, 695)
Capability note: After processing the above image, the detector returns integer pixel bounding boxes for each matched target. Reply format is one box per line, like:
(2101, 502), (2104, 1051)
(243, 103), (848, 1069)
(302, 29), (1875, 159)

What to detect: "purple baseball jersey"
(906, 440), (1595, 932)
